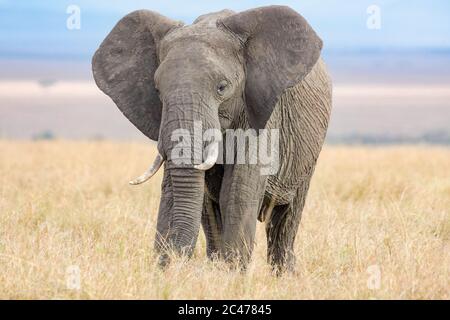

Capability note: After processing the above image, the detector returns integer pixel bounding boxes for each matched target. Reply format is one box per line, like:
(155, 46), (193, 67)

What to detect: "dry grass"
(0, 140), (448, 299)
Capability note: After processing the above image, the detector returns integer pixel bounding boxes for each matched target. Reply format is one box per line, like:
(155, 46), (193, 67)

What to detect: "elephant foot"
(219, 242), (253, 272)
(268, 250), (296, 276)
(157, 252), (171, 269)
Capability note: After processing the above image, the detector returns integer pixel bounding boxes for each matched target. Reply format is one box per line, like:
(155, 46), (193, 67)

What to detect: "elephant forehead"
(159, 16), (241, 61)
(155, 43), (241, 89)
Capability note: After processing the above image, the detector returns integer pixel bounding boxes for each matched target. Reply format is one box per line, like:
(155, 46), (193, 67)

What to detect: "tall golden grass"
(0, 141), (448, 299)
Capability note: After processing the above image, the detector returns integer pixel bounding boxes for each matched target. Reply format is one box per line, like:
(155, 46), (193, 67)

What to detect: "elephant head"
(92, 6), (322, 263)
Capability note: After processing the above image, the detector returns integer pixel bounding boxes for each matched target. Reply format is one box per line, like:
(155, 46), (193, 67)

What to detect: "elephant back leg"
(265, 174), (312, 274)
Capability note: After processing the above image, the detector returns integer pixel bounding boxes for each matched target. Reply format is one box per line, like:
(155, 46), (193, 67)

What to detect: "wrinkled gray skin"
(92, 6), (332, 273)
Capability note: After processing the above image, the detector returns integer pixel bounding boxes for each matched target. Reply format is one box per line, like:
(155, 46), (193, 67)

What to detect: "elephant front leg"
(201, 196), (222, 259)
(219, 163), (267, 268)
(154, 168), (173, 267)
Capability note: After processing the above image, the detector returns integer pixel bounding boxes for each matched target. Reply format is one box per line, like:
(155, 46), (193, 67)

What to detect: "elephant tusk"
(194, 142), (219, 171)
(129, 153), (164, 185)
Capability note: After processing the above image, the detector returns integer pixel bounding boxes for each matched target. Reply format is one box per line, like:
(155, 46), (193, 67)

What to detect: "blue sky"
(1, 0), (450, 60)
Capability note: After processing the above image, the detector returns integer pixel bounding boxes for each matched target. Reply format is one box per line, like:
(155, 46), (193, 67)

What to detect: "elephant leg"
(154, 167), (174, 267)
(201, 196), (222, 259)
(219, 163), (267, 268)
(266, 177), (311, 274)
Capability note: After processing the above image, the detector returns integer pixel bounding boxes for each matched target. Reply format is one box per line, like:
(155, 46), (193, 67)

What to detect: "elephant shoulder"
(267, 57), (332, 131)
(264, 57), (332, 204)
(281, 57), (332, 116)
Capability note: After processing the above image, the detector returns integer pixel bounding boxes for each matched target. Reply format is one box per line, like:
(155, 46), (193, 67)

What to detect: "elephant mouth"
(129, 141), (219, 185)
(129, 137), (219, 265)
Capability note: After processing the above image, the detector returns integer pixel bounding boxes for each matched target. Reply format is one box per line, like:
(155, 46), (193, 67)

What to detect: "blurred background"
(1, 0), (449, 143)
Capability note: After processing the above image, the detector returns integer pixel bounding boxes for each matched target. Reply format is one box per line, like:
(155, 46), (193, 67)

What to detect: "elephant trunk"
(168, 168), (205, 256)
(155, 88), (219, 264)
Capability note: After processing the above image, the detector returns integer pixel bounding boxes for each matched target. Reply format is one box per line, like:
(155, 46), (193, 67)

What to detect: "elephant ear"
(92, 10), (183, 141)
(218, 6), (323, 129)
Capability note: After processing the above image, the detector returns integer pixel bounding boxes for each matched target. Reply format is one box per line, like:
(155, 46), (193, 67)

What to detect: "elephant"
(92, 5), (332, 273)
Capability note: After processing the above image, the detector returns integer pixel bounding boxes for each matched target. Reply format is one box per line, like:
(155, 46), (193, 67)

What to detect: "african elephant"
(92, 5), (332, 273)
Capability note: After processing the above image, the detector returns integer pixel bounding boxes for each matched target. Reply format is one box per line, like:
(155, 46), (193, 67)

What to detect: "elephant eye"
(217, 80), (229, 96)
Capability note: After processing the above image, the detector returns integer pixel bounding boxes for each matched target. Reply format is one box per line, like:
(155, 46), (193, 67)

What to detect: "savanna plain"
(0, 141), (448, 299)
